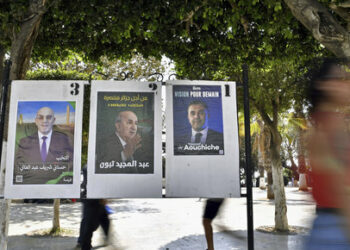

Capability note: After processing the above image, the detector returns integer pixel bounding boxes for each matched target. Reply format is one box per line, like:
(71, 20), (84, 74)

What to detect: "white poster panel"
(87, 81), (162, 198)
(5, 81), (85, 198)
(165, 81), (240, 197)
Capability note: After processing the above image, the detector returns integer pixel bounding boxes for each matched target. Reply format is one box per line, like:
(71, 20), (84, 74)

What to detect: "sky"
(17, 101), (75, 124)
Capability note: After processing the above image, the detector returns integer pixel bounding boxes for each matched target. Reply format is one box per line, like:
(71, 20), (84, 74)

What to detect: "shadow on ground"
(159, 229), (307, 250)
(10, 203), (82, 225)
(10, 200), (160, 225)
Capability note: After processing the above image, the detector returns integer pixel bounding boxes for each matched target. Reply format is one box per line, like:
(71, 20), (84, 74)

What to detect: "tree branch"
(329, 2), (350, 32)
(178, 1), (207, 32)
(228, 0), (249, 34)
(252, 99), (274, 128)
(272, 99), (279, 127)
(284, 0), (350, 58)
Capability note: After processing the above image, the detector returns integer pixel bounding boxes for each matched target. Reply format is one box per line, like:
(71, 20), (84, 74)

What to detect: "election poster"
(87, 81), (162, 198)
(165, 81), (240, 198)
(173, 85), (224, 155)
(95, 92), (154, 174)
(5, 81), (85, 199)
(14, 101), (75, 185)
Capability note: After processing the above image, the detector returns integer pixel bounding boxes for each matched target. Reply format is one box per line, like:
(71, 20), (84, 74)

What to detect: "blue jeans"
(305, 211), (350, 250)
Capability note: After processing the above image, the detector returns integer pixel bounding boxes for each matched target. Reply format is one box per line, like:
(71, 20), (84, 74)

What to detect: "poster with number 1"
(165, 81), (240, 198)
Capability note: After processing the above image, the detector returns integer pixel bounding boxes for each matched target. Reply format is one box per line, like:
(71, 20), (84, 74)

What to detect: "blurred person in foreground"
(76, 167), (110, 250)
(203, 199), (224, 250)
(305, 58), (350, 249)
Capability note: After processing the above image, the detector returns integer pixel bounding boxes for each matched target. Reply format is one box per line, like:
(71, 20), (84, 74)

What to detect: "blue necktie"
(41, 136), (47, 162)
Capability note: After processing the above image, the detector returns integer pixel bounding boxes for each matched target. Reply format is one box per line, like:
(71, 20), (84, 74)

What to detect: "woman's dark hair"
(308, 58), (348, 112)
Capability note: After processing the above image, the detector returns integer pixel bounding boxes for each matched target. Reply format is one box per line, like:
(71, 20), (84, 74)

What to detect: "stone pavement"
(7, 187), (316, 250)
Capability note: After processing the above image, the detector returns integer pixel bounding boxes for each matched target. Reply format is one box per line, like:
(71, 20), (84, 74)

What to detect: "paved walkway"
(7, 187), (316, 250)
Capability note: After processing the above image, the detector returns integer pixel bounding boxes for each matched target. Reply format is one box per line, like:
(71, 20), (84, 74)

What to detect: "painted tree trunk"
(270, 129), (289, 231)
(257, 149), (266, 190)
(259, 166), (266, 190)
(295, 110), (308, 191)
(0, 142), (9, 250)
(299, 173), (308, 191)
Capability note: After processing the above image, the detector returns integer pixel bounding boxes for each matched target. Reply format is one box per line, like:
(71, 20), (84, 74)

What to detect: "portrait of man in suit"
(14, 106), (74, 184)
(95, 110), (153, 174)
(174, 100), (224, 155)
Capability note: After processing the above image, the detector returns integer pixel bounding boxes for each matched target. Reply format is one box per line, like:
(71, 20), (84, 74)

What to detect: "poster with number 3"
(5, 81), (85, 199)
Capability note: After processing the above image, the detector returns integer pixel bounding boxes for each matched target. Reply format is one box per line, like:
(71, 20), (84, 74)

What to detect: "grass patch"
(26, 227), (77, 237)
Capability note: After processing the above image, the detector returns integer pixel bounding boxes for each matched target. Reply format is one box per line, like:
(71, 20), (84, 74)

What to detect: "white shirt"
(38, 130), (52, 154)
(191, 127), (208, 144)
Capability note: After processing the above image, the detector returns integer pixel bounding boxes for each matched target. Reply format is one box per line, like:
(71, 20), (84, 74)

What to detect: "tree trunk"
(284, 0), (350, 58)
(0, 142), (10, 250)
(299, 173), (308, 191)
(0, 45), (5, 82)
(267, 170), (274, 199)
(51, 198), (60, 233)
(9, 0), (48, 80)
(0, 1), (50, 248)
(257, 148), (266, 190)
(259, 166), (266, 190)
(270, 128), (289, 231)
(294, 109), (308, 191)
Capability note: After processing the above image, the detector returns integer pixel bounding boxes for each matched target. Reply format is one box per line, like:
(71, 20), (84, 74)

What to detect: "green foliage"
(96, 54), (166, 81)
(26, 69), (92, 80)
(1, 0), (326, 66)
(30, 52), (167, 81)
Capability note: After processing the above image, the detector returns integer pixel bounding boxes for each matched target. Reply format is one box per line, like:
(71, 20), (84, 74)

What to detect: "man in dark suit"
(14, 107), (73, 184)
(174, 100), (224, 155)
(95, 110), (153, 174)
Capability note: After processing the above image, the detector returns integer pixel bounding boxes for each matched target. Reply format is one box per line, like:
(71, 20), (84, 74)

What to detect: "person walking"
(76, 167), (110, 250)
(203, 198), (224, 250)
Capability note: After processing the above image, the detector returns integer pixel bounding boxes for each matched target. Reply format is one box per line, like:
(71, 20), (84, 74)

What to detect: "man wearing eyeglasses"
(14, 106), (73, 184)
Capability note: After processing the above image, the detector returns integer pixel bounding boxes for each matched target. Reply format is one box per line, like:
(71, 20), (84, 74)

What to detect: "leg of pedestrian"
(202, 199), (224, 250)
(99, 202), (110, 246)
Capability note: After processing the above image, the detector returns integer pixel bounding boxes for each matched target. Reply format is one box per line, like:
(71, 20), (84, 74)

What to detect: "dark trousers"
(78, 199), (110, 250)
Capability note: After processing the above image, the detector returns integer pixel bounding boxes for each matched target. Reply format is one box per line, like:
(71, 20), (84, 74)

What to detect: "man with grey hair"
(114, 110), (142, 161)
(96, 110), (153, 174)
(14, 106), (73, 184)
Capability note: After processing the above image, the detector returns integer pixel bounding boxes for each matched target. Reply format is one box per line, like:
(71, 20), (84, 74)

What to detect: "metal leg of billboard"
(0, 60), (11, 169)
(0, 60), (11, 250)
(243, 64), (254, 250)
